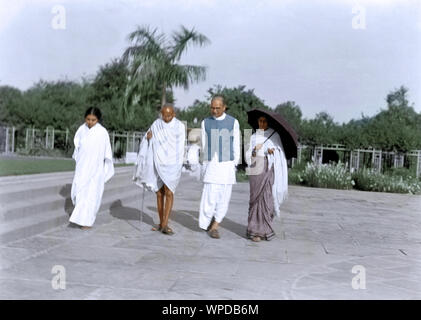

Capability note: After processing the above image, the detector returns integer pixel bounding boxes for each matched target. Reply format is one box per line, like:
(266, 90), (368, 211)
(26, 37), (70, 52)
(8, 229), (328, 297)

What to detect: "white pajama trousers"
(199, 183), (233, 230)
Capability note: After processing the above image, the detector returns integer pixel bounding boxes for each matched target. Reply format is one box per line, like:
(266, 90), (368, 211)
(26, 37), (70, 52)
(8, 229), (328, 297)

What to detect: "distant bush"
(288, 169), (303, 185)
(384, 167), (418, 181)
(236, 169), (249, 182)
(300, 161), (354, 190)
(244, 160), (421, 195)
(352, 168), (421, 194)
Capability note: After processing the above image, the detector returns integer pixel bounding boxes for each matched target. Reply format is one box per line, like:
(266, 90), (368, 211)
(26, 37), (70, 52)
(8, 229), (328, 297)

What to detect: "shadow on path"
(59, 184), (74, 216)
(109, 200), (156, 229)
(146, 206), (248, 239)
(147, 206), (202, 233)
(219, 216), (247, 240)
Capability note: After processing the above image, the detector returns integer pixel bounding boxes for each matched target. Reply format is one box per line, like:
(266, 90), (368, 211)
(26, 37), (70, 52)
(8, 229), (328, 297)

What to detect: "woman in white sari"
(245, 116), (288, 242)
(69, 107), (114, 229)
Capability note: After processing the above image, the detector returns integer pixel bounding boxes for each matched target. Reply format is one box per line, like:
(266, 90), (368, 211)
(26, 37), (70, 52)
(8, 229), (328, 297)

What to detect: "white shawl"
(133, 131), (160, 192)
(245, 128), (288, 217)
(133, 117), (185, 193)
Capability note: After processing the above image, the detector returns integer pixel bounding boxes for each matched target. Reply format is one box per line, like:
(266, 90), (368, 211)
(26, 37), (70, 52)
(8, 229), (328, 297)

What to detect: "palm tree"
(121, 25), (210, 119)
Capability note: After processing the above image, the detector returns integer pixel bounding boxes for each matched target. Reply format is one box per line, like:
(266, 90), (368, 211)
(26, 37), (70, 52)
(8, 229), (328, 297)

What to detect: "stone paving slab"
(0, 172), (421, 299)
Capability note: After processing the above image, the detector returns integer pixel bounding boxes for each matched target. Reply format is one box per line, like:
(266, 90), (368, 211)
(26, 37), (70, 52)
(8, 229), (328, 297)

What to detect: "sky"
(0, 0), (420, 123)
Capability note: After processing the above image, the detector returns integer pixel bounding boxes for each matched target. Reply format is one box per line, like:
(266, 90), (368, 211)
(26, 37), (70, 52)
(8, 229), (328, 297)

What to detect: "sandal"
(208, 229), (220, 239)
(151, 225), (162, 231)
(206, 217), (215, 231)
(251, 236), (261, 242)
(161, 226), (174, 235)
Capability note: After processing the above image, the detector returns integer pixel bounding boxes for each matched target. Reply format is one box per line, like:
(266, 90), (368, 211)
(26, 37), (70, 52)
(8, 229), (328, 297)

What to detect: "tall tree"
(275, 101), (303, 135)
(300, 112), (340, 146)
(0, 86), (23, 126)
(87, 58), (134, 131)
(366, 86), (421, 152)
(122, 25), (210, 120)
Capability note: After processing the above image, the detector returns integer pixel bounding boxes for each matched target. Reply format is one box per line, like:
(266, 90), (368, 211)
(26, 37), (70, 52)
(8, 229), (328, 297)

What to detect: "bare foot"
(151, 225), (162, 231)
(251, 236), (261, 242)
(81, 226), (92, 230)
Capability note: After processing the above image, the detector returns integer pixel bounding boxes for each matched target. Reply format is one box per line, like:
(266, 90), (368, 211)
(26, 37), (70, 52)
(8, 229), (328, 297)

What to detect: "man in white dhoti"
(69, 107), (114, 229)
(133, 104), (185, 235)
(199, 95), (240, 239)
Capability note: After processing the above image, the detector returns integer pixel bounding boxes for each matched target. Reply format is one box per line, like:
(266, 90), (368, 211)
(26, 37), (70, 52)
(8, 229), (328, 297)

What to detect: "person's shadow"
(218, 216), (247, 239)
(59, 184), (74, 216)
(147, 206), (201, 233)
(109, 200), (156, 229)
(146, 205), (247, 239)
(59, 184), (83, 229)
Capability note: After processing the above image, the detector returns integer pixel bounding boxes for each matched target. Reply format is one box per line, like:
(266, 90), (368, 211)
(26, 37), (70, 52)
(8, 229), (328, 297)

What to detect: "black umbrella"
(247, 108), (299, 160)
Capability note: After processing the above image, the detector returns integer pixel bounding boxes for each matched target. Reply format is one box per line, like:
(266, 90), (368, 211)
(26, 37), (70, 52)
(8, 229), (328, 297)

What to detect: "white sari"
(70, 123), (114, 227)
(133, 117), (185, 193)
(245, 128), (288, 217)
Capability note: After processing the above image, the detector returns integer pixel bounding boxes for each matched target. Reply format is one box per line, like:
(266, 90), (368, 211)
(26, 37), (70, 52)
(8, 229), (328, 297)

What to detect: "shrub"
(384, 167), (418, 181)
(300, 161), (354, 190)
(288, 168), (303, 185)
(236, 169), (249, 182)
(352, 168), (421, 194)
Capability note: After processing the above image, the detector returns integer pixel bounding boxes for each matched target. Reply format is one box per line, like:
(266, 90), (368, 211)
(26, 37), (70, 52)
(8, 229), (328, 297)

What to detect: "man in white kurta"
(70, 122), (114, 228)
(199, 96), (240, 239)
(133, 105), (185, 235)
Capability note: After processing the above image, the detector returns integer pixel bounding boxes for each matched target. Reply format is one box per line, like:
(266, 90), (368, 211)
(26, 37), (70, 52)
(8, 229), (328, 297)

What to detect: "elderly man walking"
(134, 103), (185, 235)
(198, 95), (240, 239)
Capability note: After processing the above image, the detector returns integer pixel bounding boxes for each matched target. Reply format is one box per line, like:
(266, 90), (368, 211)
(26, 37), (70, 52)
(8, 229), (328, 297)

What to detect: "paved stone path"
(1, 172), (421, 299)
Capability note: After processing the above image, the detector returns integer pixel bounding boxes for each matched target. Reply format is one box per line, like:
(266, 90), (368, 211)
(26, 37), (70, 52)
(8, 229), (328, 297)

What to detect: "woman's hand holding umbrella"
(252, 143), (263, 157)
(252, 143), (275, 156)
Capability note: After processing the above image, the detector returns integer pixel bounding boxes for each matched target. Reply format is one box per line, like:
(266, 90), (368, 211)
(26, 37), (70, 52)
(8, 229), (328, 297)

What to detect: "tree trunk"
(161, 82), (167, 108)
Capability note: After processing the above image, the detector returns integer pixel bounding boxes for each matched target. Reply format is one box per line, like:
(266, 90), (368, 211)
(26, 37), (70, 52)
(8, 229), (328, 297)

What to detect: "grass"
(0, 157), (132, 176)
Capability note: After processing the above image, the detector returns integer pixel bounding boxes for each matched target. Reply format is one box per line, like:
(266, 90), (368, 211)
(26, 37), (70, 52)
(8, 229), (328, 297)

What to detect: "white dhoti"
(69, 123), (114, 227)
(199, 183), (232, 229)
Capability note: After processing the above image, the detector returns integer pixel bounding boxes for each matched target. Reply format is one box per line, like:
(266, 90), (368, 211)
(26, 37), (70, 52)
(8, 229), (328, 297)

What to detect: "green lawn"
(0, 158), (132, 176)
